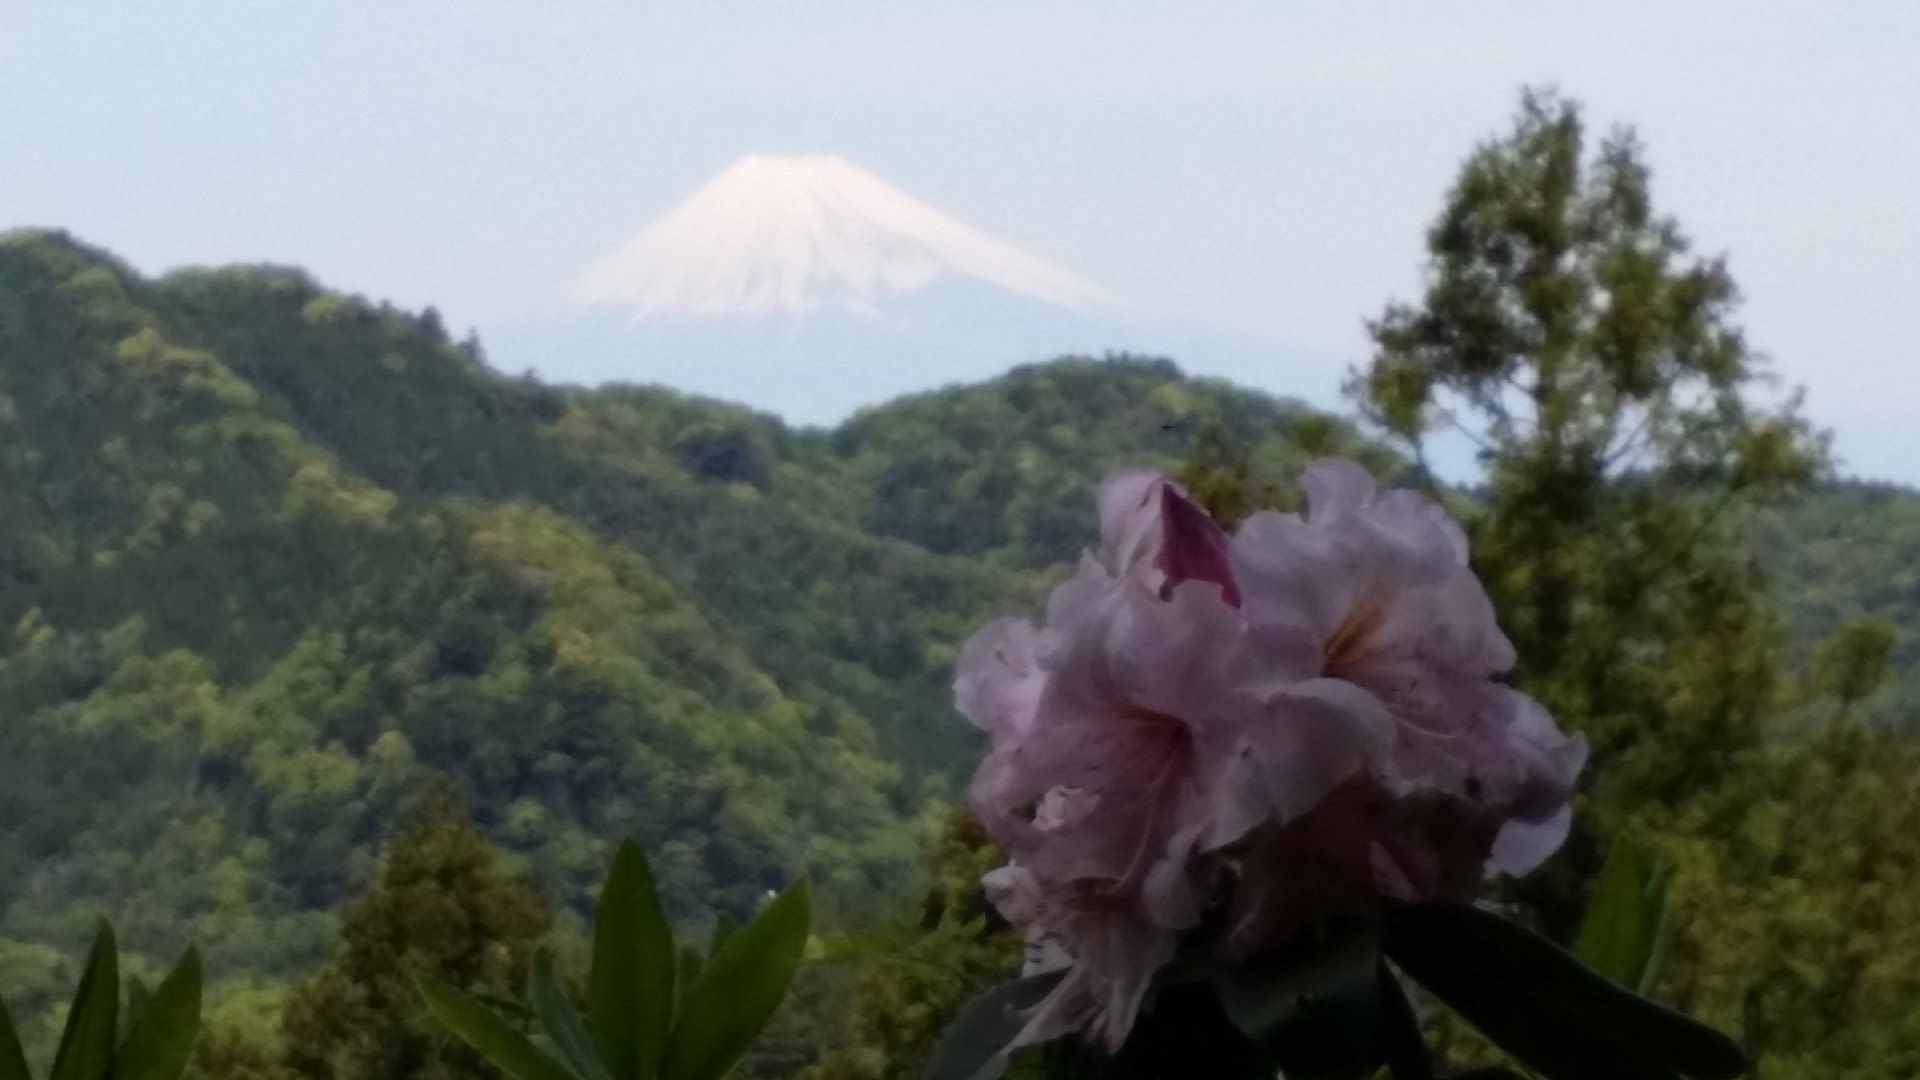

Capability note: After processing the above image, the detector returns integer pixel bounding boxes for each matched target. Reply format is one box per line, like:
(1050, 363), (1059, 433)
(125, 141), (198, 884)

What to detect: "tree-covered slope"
(5, 227), (1920, 1062)
(0, 229), (1384, 1037)
(0, 231), (924, 1039)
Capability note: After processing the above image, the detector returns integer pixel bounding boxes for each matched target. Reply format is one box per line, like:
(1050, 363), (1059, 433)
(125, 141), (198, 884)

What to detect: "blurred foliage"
(785, 808), (1020, 1080)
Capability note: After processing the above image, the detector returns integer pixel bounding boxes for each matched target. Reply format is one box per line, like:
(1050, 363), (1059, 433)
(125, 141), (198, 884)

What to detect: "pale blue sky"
(5, 2), (1918, 480)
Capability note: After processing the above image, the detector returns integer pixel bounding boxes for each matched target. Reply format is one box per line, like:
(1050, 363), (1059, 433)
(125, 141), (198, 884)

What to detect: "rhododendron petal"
(1154, 484), (1242, 607)
(1225, 789), (1382, 958)
(953, 617), (1049, 741)
(1300, 457), (1379, 519)
(1096, 468), (1169, 575)
(982, 865), (1174, 1053)
(1235, 678), (1392, 828)
(1490, 803), (1574, 876)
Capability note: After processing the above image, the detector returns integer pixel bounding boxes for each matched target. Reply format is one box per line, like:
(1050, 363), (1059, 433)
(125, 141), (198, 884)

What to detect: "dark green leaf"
(1212, 918), (1385, 1080)
(49, 919), (120, 1080)
(113, 946), (202, 1080)
(923, 971), (1066, 1080)
(1104, 979), (1271, 1080)
(532, 1035), (568, 1064)
(0, 997), (32, 1080)
(415, 974), (578, 1080)
(707, 914), (738, 960)
(1441, 1069), (1527, 1079)
(1378, 964), (1435, 1080)
(673, 946), (703, 1019)
(1385, 902), (1746, 1080)
(123, 977), (152, 1040)
(661, 877), (812, 1080)
(530, 949), (610, 1080)
(589, 839), (676, 1080)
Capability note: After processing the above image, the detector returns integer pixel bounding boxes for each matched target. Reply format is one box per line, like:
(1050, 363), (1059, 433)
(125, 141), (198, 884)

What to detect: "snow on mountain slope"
(575, 154), (1113, 319)
(484, 153), (1351, 429)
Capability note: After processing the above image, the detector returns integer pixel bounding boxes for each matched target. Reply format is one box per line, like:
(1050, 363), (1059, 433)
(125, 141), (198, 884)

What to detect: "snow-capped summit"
(485, 153), (1344, 428)
(575, 154), (1112, 320)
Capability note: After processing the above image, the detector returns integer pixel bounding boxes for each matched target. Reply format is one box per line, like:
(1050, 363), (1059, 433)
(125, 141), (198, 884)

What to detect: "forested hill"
(0, 229), (1389, 1013)
(4, 227), (1920, 1033)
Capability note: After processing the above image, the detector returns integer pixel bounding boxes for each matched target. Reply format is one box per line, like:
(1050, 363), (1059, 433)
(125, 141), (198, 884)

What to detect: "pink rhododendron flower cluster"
(954, 459), (1587, 1051)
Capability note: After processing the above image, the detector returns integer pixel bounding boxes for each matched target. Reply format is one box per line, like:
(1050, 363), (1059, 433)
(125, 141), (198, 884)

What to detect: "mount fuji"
(482, 154), (1345, 424)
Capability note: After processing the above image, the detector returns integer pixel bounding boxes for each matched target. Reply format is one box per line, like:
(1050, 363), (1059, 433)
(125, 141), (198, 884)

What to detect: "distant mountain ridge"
(576, 153), (1111, 319)
(488, 153), (1349, 426)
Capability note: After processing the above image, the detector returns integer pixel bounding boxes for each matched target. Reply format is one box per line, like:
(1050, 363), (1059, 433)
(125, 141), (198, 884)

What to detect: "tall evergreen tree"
(276, 776), (551, 1080)
(1348, 85), (1825, 935)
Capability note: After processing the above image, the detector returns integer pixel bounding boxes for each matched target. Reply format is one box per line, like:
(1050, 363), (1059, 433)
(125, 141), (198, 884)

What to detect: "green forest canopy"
(3, 216), (1920, 1077)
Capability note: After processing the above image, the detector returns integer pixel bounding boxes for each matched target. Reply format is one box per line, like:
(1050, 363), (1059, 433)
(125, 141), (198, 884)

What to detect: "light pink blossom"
(983, 864), (1177, 1053)
(954, 616), (1049, 744)
(1228, 458), (1585, 890)
(967, 535), (1255, 915)
(954, 457), (1585, 1049)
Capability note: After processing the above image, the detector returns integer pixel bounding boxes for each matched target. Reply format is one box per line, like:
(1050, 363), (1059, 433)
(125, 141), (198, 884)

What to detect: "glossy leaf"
(923, 971), (1066, 1080)
(1385, 901), (1746, 1080)
(529, 949), (610, 1080)
(589, 839), (676, 1080)
(49, 920), (119, 1080)
(661, 877), (812, 1080)
(415, 974), (578, 1080)
(0, 997), (31, 1080)
(113, 946), (203, 1080)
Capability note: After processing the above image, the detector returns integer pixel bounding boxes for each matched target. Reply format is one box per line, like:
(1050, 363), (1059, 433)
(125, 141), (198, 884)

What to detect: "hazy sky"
(5, 2), (1918, 481)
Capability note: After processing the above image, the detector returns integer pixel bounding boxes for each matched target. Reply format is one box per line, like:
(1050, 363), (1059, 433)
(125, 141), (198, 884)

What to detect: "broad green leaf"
(1574, 838), (1668, 990)
(673, 946), (703, 1019)
(124, 976), (152, 1039)
(113, 946), (203, 1080)
(923, 972), (1066, 1080)
(532, 1034), (568, 1063)
(1441, 1070), (1527, 1079)
(706, 914), (737, 960)
(49, 920), (120, 1080)
(589, 839), (677, 1080)
(1638, 892), (1675, 999)
(0, 997), (31, 1080)
(661, 877), (812, 1080)
(415, 974), (577, 1080)
(530, 950), (610, 1080)
(1385, 901), (1746, 1080)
